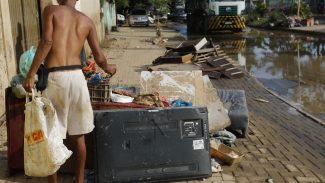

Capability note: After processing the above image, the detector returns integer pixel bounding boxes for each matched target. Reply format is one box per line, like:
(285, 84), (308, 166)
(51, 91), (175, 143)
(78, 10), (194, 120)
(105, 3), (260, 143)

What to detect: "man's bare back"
(23, 2), (116, 92)
(45, 5), (92, 67)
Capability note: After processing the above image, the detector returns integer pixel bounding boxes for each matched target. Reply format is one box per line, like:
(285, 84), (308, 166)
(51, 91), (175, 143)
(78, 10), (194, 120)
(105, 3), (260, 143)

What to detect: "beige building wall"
(0, 0), (17, 116)
(40, 0), (103, 55)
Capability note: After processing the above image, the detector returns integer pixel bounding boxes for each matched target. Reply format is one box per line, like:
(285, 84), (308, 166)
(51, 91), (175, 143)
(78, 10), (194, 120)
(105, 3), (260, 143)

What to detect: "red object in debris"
(91, 102), (150, 110)
(160, 96), (170, 107)
(5, 87), (25, 175)
(82, 60), (96, 72)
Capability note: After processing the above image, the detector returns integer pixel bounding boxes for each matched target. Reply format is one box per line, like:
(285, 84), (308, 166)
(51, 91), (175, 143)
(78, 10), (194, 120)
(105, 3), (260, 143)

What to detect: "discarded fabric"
(87, 72), (110, 84)
(134, 93), (164, 107)
(211, 158), (223, 173)
(213, 130), (236, 146)
(110, 90), (134, 103)
(11, 74), (26, 86)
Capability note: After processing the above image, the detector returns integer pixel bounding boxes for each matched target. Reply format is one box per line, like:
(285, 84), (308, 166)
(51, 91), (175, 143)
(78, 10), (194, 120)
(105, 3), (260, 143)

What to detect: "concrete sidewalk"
(289, 25), (325, 35)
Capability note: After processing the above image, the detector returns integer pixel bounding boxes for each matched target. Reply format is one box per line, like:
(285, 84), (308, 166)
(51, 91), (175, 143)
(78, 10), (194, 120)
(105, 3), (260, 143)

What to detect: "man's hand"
(104, 64), (116, 77)
(23, 76), (35, 92)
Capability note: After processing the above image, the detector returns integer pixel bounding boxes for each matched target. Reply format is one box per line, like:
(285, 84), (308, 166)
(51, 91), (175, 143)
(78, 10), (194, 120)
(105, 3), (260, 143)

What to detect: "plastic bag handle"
(25, 88), (36, 103)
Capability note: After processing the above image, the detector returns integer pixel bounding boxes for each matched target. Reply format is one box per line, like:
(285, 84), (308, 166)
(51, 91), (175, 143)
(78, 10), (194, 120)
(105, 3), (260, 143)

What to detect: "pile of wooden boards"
(149, 37), (244, 79)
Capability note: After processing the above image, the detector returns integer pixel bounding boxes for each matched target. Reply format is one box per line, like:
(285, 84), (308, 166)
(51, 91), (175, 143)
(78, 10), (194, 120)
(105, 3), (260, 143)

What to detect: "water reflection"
(213, 28), (325, 121)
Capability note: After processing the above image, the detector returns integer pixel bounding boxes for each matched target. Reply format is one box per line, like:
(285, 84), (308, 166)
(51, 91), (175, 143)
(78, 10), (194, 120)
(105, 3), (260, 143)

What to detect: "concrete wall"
(0, 0), (17, 116)
(40, 0), (103, 55)
(102, 1), (117, 35)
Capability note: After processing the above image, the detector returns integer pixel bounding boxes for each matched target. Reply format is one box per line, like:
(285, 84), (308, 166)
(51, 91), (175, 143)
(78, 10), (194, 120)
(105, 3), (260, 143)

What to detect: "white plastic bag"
(24, 89), (72, 177)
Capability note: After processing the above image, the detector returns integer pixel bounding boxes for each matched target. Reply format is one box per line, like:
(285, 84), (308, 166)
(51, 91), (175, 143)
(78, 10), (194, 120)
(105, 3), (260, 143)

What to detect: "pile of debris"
(149, 37), (244, 80)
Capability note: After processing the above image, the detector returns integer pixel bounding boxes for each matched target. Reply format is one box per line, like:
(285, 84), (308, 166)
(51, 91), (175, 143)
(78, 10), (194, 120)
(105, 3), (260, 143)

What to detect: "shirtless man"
(23, 0), (116, 183)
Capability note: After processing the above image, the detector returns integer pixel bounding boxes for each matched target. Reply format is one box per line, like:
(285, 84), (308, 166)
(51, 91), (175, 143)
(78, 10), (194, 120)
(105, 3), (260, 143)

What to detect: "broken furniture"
(217, 89), (249, 137)
(150, 37), (244, 80)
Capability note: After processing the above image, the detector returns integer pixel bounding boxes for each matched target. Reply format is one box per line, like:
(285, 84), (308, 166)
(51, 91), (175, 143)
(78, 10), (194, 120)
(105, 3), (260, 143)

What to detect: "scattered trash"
(112, 89), (135, 97)
(12, 84), (27, 99)
(110, 90), (134, 103)
(134, 93), (165, 107)
(11, 74), (26, 86)
(150, 37), (244, 80)
(211, 158), (223, 173)
(87, 72), (111, 84)
(254, 98), (269, 103)
(266, 178), (274, 183)
(82, 60), (96, 72)
(160, 96), (170, 107)
(210, 139), (244, 165)
(227, 151), (239, 158)
(213, 130), (236, 146)
(153, 52), (193, 65)
(152, 37), (168, 45)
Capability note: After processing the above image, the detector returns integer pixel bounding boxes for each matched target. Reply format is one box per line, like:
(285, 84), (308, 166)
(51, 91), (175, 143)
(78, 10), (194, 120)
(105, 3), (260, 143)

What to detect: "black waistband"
(47, 65), (82, 72)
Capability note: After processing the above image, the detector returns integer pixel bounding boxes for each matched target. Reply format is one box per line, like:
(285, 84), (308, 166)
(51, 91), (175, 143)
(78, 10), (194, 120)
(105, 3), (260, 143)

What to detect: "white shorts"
(42, 70), (94, 139)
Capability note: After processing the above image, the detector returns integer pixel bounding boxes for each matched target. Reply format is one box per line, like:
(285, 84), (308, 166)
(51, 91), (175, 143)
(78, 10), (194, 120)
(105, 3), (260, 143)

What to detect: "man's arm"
(87, 20), (116, 75)
(23, 6), (54, 91)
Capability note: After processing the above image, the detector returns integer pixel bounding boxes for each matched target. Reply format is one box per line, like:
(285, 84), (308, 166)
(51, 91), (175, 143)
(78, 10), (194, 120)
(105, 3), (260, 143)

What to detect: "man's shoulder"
(76, 11), (92, 22)
(76, 11), (94, 27)
(44, 5), (60, 12)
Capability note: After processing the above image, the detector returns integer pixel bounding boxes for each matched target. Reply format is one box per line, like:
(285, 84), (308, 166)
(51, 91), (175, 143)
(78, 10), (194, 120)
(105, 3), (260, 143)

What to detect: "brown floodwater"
(212, 28), (325, 121)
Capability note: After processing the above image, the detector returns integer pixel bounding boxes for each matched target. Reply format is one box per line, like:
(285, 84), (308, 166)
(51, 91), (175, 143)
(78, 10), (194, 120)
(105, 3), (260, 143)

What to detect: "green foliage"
(116, 0), (129, 9)
(254, 0), (267, 17)
(298, 2), (312, 19)
(100, 0), (105, 7)
(149, 0), (171, 14)
(134, 3), (147, 9)
(244, 0), (267, 23)
(268, 11), (284, 23)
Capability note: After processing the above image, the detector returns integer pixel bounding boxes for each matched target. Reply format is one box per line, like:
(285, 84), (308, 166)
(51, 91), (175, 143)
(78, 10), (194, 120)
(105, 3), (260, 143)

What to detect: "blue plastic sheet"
(19, 47), (36, 77)
(171, 98), (193, 107)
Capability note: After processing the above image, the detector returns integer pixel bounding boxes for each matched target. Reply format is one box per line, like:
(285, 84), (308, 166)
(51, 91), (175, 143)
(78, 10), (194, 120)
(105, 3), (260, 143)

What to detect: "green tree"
(116, 0), (129, 9)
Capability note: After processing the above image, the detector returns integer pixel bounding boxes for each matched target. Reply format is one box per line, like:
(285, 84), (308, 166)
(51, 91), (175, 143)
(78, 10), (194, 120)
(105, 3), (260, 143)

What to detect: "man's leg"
(48, 173), (57, 183)
(71, 135), (86, 183)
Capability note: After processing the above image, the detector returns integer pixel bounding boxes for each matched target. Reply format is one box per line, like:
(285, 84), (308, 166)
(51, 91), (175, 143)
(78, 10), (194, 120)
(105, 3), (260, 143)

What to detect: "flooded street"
(211, 28), (325, 121)
(167, 23), (325, 121)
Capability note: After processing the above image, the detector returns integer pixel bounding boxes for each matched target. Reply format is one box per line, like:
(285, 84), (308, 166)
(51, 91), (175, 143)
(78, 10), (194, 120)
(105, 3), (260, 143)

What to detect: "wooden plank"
(171, 37), (208, 53)
(153, 53), (193, 64)
(195, 48), (215, 54)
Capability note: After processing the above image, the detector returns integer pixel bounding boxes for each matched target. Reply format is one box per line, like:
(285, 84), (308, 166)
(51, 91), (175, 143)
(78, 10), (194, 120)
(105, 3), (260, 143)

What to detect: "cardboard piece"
(148, 63), (201, 71)
(172, 37), (208, 53)
(140, 71), (206, 106)
(210, 140), (244, 166)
